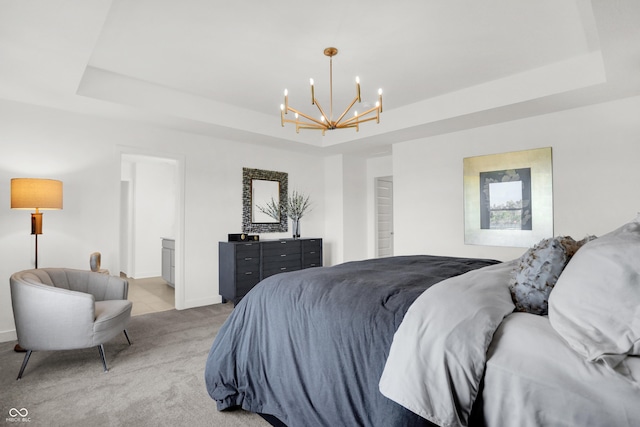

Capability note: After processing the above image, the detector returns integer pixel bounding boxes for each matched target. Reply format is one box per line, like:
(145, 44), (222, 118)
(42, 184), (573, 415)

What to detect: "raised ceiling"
(1, 0), (639, 156)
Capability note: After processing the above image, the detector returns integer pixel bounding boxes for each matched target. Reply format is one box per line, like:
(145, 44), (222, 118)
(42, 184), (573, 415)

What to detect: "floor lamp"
(10, 178), (63, 269)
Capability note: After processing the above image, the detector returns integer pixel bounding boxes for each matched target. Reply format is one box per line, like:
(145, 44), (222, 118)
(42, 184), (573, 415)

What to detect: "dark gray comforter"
(204, 255), (500, 427)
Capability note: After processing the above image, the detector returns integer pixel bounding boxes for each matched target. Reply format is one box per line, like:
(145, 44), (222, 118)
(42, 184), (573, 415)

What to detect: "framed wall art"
(463, 147), (553, 247)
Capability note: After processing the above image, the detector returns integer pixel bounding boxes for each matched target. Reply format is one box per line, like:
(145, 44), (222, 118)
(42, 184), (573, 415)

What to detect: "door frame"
(118, 146), (186, 310)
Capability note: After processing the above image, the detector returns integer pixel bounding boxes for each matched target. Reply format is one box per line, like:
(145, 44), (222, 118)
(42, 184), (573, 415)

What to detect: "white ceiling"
(1, 0), (639, 156)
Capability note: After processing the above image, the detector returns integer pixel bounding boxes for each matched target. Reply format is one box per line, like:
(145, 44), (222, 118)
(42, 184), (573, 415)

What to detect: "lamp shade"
(11, 178), (63, 210)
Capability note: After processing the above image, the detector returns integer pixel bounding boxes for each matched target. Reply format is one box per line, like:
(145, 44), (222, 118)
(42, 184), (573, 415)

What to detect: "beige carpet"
(0, 304), (269, 427)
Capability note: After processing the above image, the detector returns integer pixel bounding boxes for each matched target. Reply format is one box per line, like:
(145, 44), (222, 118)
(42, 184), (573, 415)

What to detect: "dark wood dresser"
(219, 238), (322, 304)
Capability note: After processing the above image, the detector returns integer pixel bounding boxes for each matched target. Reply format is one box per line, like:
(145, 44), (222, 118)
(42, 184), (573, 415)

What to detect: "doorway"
(375, 176), (394, 258)
(120, 152), (182, 315)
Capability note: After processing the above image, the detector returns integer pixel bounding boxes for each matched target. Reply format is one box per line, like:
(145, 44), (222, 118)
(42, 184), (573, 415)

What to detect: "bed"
(205, 217), (640, 427)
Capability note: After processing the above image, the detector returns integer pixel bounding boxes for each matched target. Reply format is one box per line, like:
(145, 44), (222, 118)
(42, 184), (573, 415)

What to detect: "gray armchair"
(10, 268), (133, 380)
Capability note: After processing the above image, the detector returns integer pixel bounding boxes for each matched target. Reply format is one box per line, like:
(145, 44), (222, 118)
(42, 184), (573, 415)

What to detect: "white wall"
(342, 155), (368, 262)
(0, 98), (326, 342)
(393, 95), (640, 262)
(323, 154), (370, 265)
(3, 93), (639, 342)
(323, 155), (344, 266)
(366, 156), (393, 259)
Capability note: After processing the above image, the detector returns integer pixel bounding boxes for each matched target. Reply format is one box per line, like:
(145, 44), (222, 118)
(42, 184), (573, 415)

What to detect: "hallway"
(127, 276), (175, 316)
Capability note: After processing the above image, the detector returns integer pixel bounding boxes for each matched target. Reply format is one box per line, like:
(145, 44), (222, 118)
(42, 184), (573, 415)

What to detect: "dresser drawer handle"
(244, 257), (253, 261)
(280, 267), (287, 271)
(309, 251), (316, 254)
(245, 272), (253, 275)
(280, 254), (287, 257)
(310, 263), (316, 267)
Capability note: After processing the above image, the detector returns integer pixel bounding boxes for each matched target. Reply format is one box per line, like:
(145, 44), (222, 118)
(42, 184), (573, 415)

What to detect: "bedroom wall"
(393, 95), (640, 262)
(0, 99), (327, 342)
(342, 155), (368, 262)
(322, 154), (369, 265)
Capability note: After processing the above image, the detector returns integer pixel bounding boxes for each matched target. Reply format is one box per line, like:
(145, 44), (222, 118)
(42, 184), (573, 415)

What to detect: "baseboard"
(182, 295), (223, 310)
(0, 329), (17, 343)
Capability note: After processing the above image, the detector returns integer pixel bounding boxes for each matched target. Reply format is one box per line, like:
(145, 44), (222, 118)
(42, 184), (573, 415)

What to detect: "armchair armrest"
(10, 280), (96, 351)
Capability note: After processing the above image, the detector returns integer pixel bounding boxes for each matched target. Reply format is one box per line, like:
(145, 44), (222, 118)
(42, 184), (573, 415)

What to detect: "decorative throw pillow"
(549, 217), (640, 370)
(508, 236), (593, 315)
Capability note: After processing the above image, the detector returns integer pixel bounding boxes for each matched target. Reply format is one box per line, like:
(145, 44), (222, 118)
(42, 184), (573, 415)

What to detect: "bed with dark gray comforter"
(207, 219), (640, 427)
(204, 255), (500, 427)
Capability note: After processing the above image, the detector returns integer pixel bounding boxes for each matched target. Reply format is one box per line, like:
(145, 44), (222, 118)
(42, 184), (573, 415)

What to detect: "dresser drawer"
(302, 245), (321, 257)
(262, 240), (301, 257)
(236, 253), (260, 270)
(303, 253), (322, 268)
(262, 252), (300, 265)
(236, 262), (259, 280)
(263, 258), (302, 278)
(235, 242), (260, 256)
(302, 239), (321, 251)
(236, 273), (260, 294)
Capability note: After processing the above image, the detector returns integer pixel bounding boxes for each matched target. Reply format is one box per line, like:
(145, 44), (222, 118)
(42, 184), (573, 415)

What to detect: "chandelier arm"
(290, 119), (327, 130)
(333, 96), (360, 126)
(287, 116), (328, 130)
(287, 106), (327, 127)
(283, 117), (315, 127)
(338, 115), (380, 127)
(298, 125), (328, 130)
(340, 105), (380, 126)
(311, 99), (332, 127)
(335, 123), (359, 129)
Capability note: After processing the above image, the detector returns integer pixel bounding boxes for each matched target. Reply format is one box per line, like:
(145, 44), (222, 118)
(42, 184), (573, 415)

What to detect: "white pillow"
(549, 218), (640, 369)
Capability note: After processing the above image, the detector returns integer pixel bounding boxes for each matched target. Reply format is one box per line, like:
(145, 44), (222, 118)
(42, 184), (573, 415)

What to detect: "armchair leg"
(97, 344), (108, 373)
(16, 350), (33, 380)
(123, 329), (132, 345)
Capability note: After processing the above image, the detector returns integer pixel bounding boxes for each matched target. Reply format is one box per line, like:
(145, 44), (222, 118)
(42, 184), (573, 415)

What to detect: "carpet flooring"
(0, 304), (269, 427)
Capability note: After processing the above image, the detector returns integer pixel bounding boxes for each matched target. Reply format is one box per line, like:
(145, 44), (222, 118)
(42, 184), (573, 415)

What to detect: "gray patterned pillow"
(509, 236), (594, 315)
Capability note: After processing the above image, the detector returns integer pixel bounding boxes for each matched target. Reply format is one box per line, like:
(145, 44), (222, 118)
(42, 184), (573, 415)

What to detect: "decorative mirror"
(242, 168), (288, 233)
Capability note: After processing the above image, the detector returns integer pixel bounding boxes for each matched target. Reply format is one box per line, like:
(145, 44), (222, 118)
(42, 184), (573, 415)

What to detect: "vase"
(292, 218), (300, 239)
(90, 252), (101, 272)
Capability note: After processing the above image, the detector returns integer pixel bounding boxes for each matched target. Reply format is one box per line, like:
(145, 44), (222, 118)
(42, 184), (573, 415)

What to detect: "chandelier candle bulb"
(378, 89), (383, 112)
(284, 89), (289, 112)
(280, 104), (285, 126)
(310, 78), (315, 104)
(356, 76), (361, 102)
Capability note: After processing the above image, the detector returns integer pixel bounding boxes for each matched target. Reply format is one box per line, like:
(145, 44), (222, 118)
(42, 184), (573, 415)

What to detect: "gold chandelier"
(280, 47), (383, 135)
